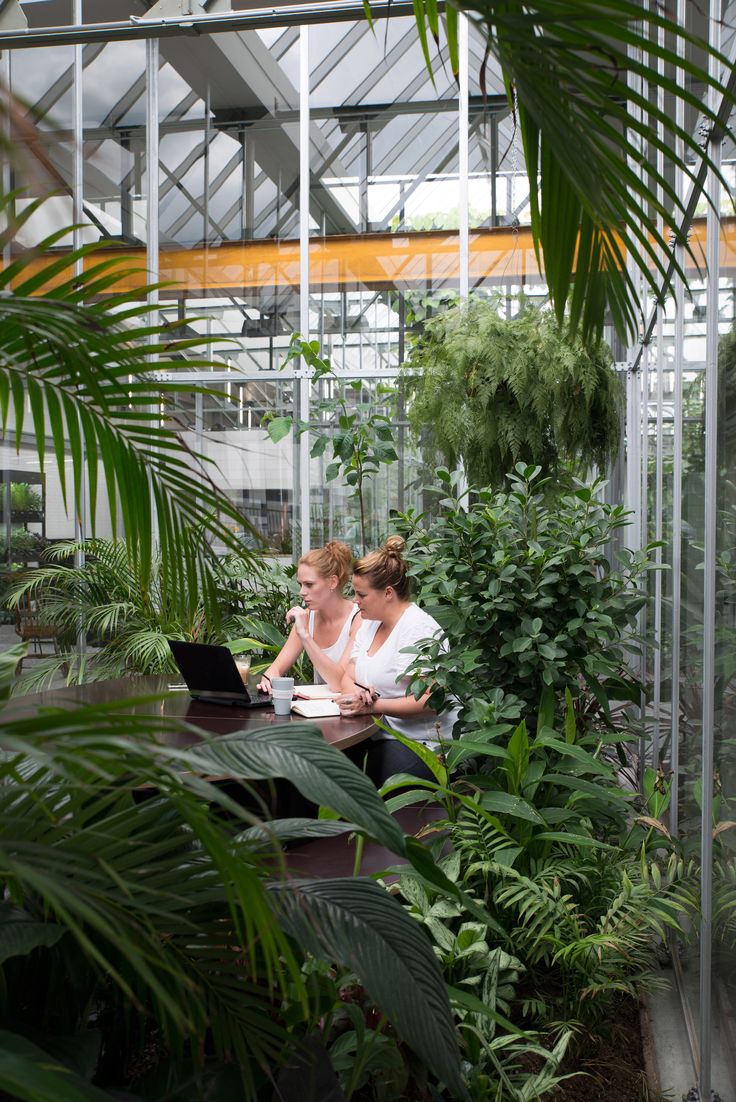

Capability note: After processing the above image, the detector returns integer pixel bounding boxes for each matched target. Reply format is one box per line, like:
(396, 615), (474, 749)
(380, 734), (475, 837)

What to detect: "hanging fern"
(402, 295), (622, 488)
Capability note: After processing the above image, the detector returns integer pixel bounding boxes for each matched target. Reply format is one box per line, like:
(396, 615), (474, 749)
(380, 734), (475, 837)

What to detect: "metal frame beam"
(0, 0), (430, 48)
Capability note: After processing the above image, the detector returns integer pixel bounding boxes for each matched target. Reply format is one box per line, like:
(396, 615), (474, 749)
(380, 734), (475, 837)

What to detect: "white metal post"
(299, 23), (310, 557)
(454, 14), (469, 502)
(651, 3), (665, 769)
(146, 38), (160, 327)
(669, 0), (687, 840)
(73, 0), (87, 654)
(145, 38), (160, 553)
(459, 13), (469, 303)
(698, 2), (722, 1093)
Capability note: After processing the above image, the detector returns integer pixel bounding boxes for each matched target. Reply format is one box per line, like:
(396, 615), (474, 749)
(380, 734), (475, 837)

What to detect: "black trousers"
(346, 735), (439, 789)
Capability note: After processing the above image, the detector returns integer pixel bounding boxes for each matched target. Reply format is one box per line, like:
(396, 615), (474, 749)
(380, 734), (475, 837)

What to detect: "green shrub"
(4, 539), (307, 687)
(9, 482), (43, 514)
(387, 706), (694, 1071)
(0, 644), (463, 1101)
(398, 464), (655, 730)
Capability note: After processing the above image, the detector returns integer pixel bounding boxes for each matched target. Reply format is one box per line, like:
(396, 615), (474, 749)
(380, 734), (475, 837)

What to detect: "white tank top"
(308, 603), (359, 684)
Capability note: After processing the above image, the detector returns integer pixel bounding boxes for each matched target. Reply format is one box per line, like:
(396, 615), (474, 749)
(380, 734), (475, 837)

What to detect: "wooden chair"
(14, 590), (60, 671)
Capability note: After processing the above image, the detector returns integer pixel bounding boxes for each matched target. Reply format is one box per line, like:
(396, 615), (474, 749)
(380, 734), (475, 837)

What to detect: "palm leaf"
(0, 193), (255, 594)
(473, 0), (733, 342)
(370, 0), (734, 344)
(0, 903), (66, 963)
(176, 725), (408, 855)
(0, 1032), (120, 1102)
(1, 694), (467, 1093)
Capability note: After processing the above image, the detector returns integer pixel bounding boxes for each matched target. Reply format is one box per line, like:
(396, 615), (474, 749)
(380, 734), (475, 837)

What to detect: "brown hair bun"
(382, 535), (406, 557)
(353, 535), (411, 600)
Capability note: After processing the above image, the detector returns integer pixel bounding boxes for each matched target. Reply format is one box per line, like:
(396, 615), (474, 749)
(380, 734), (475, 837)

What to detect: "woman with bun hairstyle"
(337, 535), (458, 785)
(258, 541), (361, 692)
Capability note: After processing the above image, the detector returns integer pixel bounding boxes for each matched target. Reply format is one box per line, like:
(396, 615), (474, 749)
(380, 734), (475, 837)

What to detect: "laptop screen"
(168, 640), (254, 702)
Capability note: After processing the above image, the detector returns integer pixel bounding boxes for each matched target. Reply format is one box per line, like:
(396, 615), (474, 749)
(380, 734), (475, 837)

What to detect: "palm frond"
(373, 0), (734, 343)
(0, 193), (255, 598)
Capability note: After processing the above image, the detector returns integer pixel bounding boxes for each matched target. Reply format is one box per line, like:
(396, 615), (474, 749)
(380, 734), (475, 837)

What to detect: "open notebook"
(293, 684), (337, 700)
(291, 698), (340, 718)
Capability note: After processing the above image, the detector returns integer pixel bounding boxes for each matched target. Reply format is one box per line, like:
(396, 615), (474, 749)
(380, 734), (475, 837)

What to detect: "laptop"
(168, 640), (273, 708)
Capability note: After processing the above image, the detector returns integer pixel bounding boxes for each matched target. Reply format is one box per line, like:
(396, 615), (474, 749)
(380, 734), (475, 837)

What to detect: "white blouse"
(350, 603), (458, 744)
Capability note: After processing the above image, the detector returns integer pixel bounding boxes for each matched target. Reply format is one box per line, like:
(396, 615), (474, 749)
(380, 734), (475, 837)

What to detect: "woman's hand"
(257, 673), (272, 694)
(285, 605), (309, 640)
(336, 687), (374, 716)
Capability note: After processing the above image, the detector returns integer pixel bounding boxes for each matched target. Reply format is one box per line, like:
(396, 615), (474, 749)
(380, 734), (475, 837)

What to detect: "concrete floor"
(647, 976), (698, 1100)
(644, 951), (734, 1101)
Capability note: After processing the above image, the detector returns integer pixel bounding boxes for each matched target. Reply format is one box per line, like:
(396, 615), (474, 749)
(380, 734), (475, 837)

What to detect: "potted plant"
(401, 295), (622, 489)
(7, 481), (43, 522)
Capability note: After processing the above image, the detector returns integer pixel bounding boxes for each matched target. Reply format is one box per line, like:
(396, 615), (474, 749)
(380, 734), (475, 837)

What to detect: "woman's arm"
(338, 655), (432, 718)
(258, 622), (304, 690)
(288, 607), (362, 691)
(340, 658), (359, 694)
(338, 686), (432, 718)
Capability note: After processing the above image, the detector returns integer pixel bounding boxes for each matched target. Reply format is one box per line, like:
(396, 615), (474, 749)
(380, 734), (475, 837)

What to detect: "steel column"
(459, 13), (469, 302)
(697, 2), (722, 1094)
(298, 23), (310, 557)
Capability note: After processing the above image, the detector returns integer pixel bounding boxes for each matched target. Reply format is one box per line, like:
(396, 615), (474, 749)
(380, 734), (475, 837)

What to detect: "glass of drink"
(234, 656), (252, 685)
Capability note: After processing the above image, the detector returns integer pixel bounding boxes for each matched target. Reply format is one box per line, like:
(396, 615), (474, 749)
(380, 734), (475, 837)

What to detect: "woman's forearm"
(264, 626), (304, 680)
(372, 690), (432, 718)
(298, 630), (346, 690)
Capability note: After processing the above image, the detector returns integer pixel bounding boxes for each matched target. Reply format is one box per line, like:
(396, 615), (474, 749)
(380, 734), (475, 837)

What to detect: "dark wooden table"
(2, 675), (377, 751)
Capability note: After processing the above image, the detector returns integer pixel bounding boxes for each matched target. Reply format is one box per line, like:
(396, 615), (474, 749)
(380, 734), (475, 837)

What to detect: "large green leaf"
(0, 722), (296, 1085)
(479, 791), (546, 824)
(0, 1032), (121, 1102)
(270, 877), (465, 1097)
(238, 818), (359, 846)
(367, 0), (734, 344)
(0, 903), (66, 963)
(179, 725), (407, 855)
(0, 194), (255, 599)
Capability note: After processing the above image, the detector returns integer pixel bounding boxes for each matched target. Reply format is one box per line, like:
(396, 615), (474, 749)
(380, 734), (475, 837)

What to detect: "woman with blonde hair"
(258, 540), (360, 692)
(337, 535), (458, 785)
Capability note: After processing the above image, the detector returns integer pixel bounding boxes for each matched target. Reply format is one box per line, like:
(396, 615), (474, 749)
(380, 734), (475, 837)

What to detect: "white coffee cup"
(271, 676), (295, 716)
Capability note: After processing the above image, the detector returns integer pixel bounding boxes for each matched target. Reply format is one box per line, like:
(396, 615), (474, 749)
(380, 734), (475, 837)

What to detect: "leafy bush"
(385, 708), (694, 1088)
(8, 482), (43, 514)
(0, 644), (463, 1100)
(4, 539), (306, 687)
(401, 296), (622, 488)
(0, 527), (49, 565)
(398, 464), (655, 731)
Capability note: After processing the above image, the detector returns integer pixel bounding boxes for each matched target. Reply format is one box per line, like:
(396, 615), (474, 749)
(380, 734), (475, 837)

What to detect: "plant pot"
(6, 510), (44, 523)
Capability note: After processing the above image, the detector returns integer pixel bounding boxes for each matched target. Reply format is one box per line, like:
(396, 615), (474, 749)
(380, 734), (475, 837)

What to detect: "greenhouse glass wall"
(2, 0), (736, 1095)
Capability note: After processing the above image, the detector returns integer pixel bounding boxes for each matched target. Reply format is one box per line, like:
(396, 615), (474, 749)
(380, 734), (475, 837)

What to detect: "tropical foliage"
(0, 643), (465, 1100)
(378, 688), (693, 1096)
(396, 464), (652, 732)
(367, 0), (735, 344)
(265, 336), (398, 553)
(4, 539), (307, 688)
(0, 191), (251, 611)
(402, 296), (622, 487)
